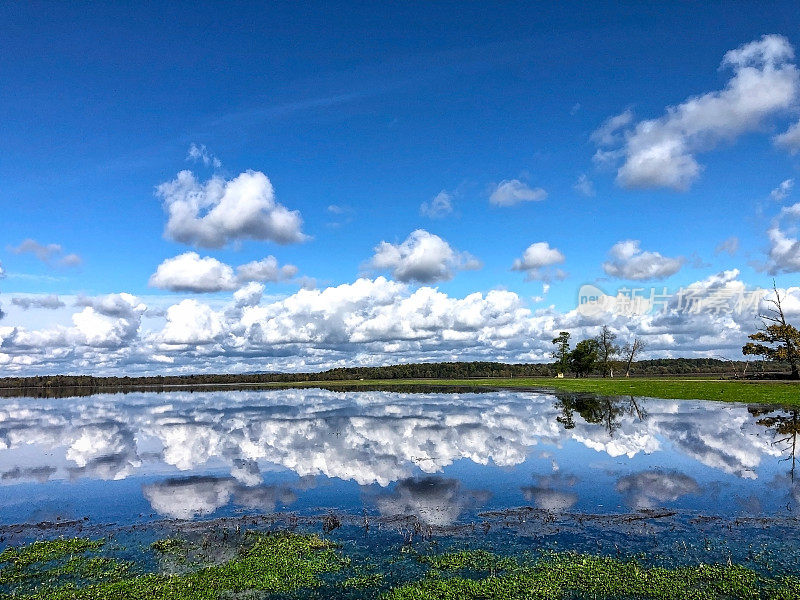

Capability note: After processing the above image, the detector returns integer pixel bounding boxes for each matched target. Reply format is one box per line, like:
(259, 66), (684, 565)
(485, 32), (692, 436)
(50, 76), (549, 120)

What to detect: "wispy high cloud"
(12, 295), (65, 310)
(771, 178), (794, 201)
(420, 190), (454, 218)
(590, 109), (633, 147)
(186, 143), (222, 168)
(489, 179), (547, 206)
(573, 174), (596, 197)
(594, 35), (799, 190)
(10, 239), (82, 268)
(715, 236), (739, 256)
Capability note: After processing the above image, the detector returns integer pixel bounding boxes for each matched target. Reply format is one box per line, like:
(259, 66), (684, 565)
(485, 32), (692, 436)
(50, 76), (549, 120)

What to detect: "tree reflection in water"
(750, 406), (799, 483)
(554, 392), (647, 435)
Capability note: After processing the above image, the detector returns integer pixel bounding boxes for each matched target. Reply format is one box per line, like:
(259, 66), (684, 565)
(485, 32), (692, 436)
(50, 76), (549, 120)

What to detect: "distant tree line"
(0, 357), (791, 392)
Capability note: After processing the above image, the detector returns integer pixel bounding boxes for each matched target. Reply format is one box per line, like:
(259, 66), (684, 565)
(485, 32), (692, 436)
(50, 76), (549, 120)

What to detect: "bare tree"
(743, 281), (800, 380)
(622, 337), (646, 378)
(595, 325), (620, 378)
(713, 355), (748, 379)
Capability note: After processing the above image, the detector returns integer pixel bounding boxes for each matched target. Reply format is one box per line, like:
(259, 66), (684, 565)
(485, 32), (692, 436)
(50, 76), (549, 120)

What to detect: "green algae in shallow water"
(3, 535), (800, 599)
(0, 538), (105, 570)
(386, 551), (800, 600)
(417, 549), (517, 575)
(1, 532), (343, 600)
(150, 538), (186, 555)
(0, 537), (134, 596)
(341, 572), (385, 589)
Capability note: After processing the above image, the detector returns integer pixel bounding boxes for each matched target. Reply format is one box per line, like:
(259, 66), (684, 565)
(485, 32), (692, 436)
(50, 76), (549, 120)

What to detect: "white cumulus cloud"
(236, 256), (298, 282)
(149, 253), (239, 293)
(0, 273), (794, 375)
(775, 119), (800, 153)
(760, 201), (800, 274)
(159, 170), (307, 248)
(512, 242), (566, 281)
(603, 240), (684, 280)
(369, 230), (481, 283)
(160, 299), (225, 345)
(149, 252), (298, 293)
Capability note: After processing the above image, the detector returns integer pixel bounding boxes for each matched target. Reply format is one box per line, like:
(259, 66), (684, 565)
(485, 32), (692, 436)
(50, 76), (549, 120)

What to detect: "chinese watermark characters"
(577, 284), (765, 317)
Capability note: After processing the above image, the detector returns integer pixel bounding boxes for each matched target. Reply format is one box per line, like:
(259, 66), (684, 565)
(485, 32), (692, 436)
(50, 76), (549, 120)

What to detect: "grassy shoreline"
(260, 377), (800, 406)
(2, 376), (799, 406)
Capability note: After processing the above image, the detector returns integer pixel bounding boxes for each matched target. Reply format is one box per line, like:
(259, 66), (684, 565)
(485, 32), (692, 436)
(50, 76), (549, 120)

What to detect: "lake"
(1, 387), (799, 580)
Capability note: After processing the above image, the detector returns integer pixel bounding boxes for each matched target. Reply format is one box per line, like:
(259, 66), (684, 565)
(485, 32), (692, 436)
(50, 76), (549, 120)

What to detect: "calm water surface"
(0, 388), (797, 530)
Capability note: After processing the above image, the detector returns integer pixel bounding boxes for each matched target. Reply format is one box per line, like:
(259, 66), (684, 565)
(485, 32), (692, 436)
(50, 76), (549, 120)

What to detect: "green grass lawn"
(260, 377), (800, 406)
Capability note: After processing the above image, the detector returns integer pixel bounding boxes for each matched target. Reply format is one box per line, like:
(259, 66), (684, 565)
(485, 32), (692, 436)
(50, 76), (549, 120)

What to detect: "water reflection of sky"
(0, 389), (797, 526)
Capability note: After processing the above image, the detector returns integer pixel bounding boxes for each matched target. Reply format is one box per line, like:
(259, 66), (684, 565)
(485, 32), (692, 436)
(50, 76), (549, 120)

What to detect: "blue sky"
(2, 2), (800, 374)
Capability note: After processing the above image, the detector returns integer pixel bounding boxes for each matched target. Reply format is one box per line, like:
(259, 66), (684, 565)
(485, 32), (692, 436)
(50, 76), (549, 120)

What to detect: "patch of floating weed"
(150, 538), (186, 555)
(342, 572), (385, 589)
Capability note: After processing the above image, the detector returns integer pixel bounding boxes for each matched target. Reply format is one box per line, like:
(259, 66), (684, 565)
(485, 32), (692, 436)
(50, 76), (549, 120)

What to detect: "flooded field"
(1, 388), (799, 597)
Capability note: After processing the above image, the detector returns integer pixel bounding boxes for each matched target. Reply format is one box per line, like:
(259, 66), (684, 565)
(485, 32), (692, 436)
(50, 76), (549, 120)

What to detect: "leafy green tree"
(742, 282), (800, 380)
(551, 331), (571, 375)
(569, 338), (599, 377)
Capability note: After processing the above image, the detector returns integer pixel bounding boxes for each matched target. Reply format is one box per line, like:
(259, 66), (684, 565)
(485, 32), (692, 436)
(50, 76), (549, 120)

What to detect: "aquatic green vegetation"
(341, 572), (384, 589)
(0, 532), (342, 599)
(2, 535), (799, 599)
(0, 538), (105, 570)
(387, 551), (800, 599)
(417, 549), (517, 575)
(0, 537), (133, 595)
(150, 537), (185, 555)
